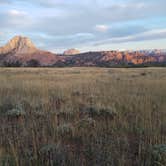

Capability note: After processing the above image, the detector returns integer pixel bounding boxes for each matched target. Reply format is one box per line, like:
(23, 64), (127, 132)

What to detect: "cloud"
(0, 0), (10, 4)
(2, 0), (73, 8)
(33, 32), (95, 49)
(106, 25), (148, 38)
(8, 9), (27, 17)
(95, 25), (109, 32)
(0, 0), (166, 51)
(0, 9), (32, 31)
(94, 28), (166, 46)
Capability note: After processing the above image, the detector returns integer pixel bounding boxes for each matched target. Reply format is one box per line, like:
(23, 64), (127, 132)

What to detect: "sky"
(0, 0), (166, 53)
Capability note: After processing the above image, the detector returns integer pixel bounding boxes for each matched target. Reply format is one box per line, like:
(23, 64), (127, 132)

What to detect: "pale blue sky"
(0, 0), (166, 53)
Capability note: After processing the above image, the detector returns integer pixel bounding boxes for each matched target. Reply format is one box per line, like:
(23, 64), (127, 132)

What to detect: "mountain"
(63, 49), (80, 55)
(0, 36), (166, 67)
(0, 36), (63, 66)
(53, 50), (166, 67)
(0, 36), (37, 55)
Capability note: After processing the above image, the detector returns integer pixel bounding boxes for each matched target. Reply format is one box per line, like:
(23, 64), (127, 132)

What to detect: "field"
(0, 67), (166, 166)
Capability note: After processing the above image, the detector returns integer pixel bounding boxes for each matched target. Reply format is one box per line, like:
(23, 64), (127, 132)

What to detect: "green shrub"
(80, 106), (117, 119)
(98, 108), (117, 119)
(39, 143), (70, 166)
(26, 59), (40, 67)
(0, 99), (14, 115)
(57, 124), (74, 138)
(76, 118), (96, 129)
(5, 103), (25, 116)
(150, 144), (166, 166)
(0, 154), (16, 166)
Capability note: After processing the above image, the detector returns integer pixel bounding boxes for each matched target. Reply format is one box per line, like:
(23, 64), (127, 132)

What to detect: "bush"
(39, 143), (70, 166)
(26, 59), (40, 67)
(57, 123), (74, 138)
(6, 108), (26, 117)
(80, 106), (117, 120)
(98, 108), (117, 119)
(0, 99), (14, 115)
(76, 118), (96, 129)
(140, 72), (147, 76)
(3, 60), (22, 67)
(150, 144), (166, 166)
(5, 103), (26, 120)
(0, 154), (16, 166)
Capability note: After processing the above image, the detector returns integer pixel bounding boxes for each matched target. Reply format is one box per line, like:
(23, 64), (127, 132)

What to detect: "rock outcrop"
(0, 36), (64, 66)
(63, 49), (80, 55)
(0, 36), (166, 67)
(0, 36), (37, 55)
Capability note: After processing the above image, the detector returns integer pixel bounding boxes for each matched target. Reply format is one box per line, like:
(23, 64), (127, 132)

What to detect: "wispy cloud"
(95, 25), (109, 32)
(8, 9), (27, 17)
(0, 0), (166, 51)
(0, 0), (10, 4)
(94, 28), (166, 46)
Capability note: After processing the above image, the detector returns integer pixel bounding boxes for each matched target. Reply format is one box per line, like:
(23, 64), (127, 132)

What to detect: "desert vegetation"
(0, 67), (165, 166)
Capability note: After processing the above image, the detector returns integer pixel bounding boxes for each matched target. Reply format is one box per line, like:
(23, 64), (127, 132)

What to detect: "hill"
(0, 36), (64, 66)
(0, 36), (166, 67)
(63, 48), (80, 55)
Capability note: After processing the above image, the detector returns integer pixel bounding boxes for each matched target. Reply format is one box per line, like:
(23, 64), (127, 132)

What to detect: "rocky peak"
(63, 48), (80, 55)
(0, 36), (37, 55)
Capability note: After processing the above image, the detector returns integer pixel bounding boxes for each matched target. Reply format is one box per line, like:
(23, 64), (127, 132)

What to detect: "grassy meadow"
(0, 67), (165, 166)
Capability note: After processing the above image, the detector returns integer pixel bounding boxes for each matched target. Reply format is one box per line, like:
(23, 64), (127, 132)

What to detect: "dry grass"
(0, 67), (166, 166)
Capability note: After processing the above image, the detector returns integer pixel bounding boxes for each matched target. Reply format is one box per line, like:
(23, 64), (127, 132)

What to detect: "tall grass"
(0, 67), (165, 166)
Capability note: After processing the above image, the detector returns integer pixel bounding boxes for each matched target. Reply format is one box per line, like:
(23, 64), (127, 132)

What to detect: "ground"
(0, 67), (166, 166)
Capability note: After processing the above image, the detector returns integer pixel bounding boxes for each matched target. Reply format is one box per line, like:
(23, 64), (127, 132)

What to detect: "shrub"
(39, 143), (70, 166)
(57, 123), (74, 138)
(80, 106), (117, 120)
(98, 108), (117, 119)
(3, 60), (22, 67)
(0, 99), (14, 115)
(26, 59), (40, 67)
(76, 118), (96, 129)
(5, 104), (26, 121)
(0, 154), (16, 166)
(6, 108), (26, 117)
(140, 72), (146, 76)
(150, 144), (166, 166)
(57, 111), (75, 125)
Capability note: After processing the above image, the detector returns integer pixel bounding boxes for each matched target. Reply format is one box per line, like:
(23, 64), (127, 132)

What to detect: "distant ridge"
(63, 48), (80, 55)
(0, 36), (166, 67)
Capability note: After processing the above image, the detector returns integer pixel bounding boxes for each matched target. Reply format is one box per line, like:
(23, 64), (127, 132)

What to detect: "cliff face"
(0, 36), (63, 66)
(0, 36), (37, 55)
(62, 51), (166, 66)
(63, 49), (80, 55)
(0, 36), (166, 67)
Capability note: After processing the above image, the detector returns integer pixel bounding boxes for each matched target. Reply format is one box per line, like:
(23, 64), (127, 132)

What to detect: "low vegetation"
(0, 67), (165, 166)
